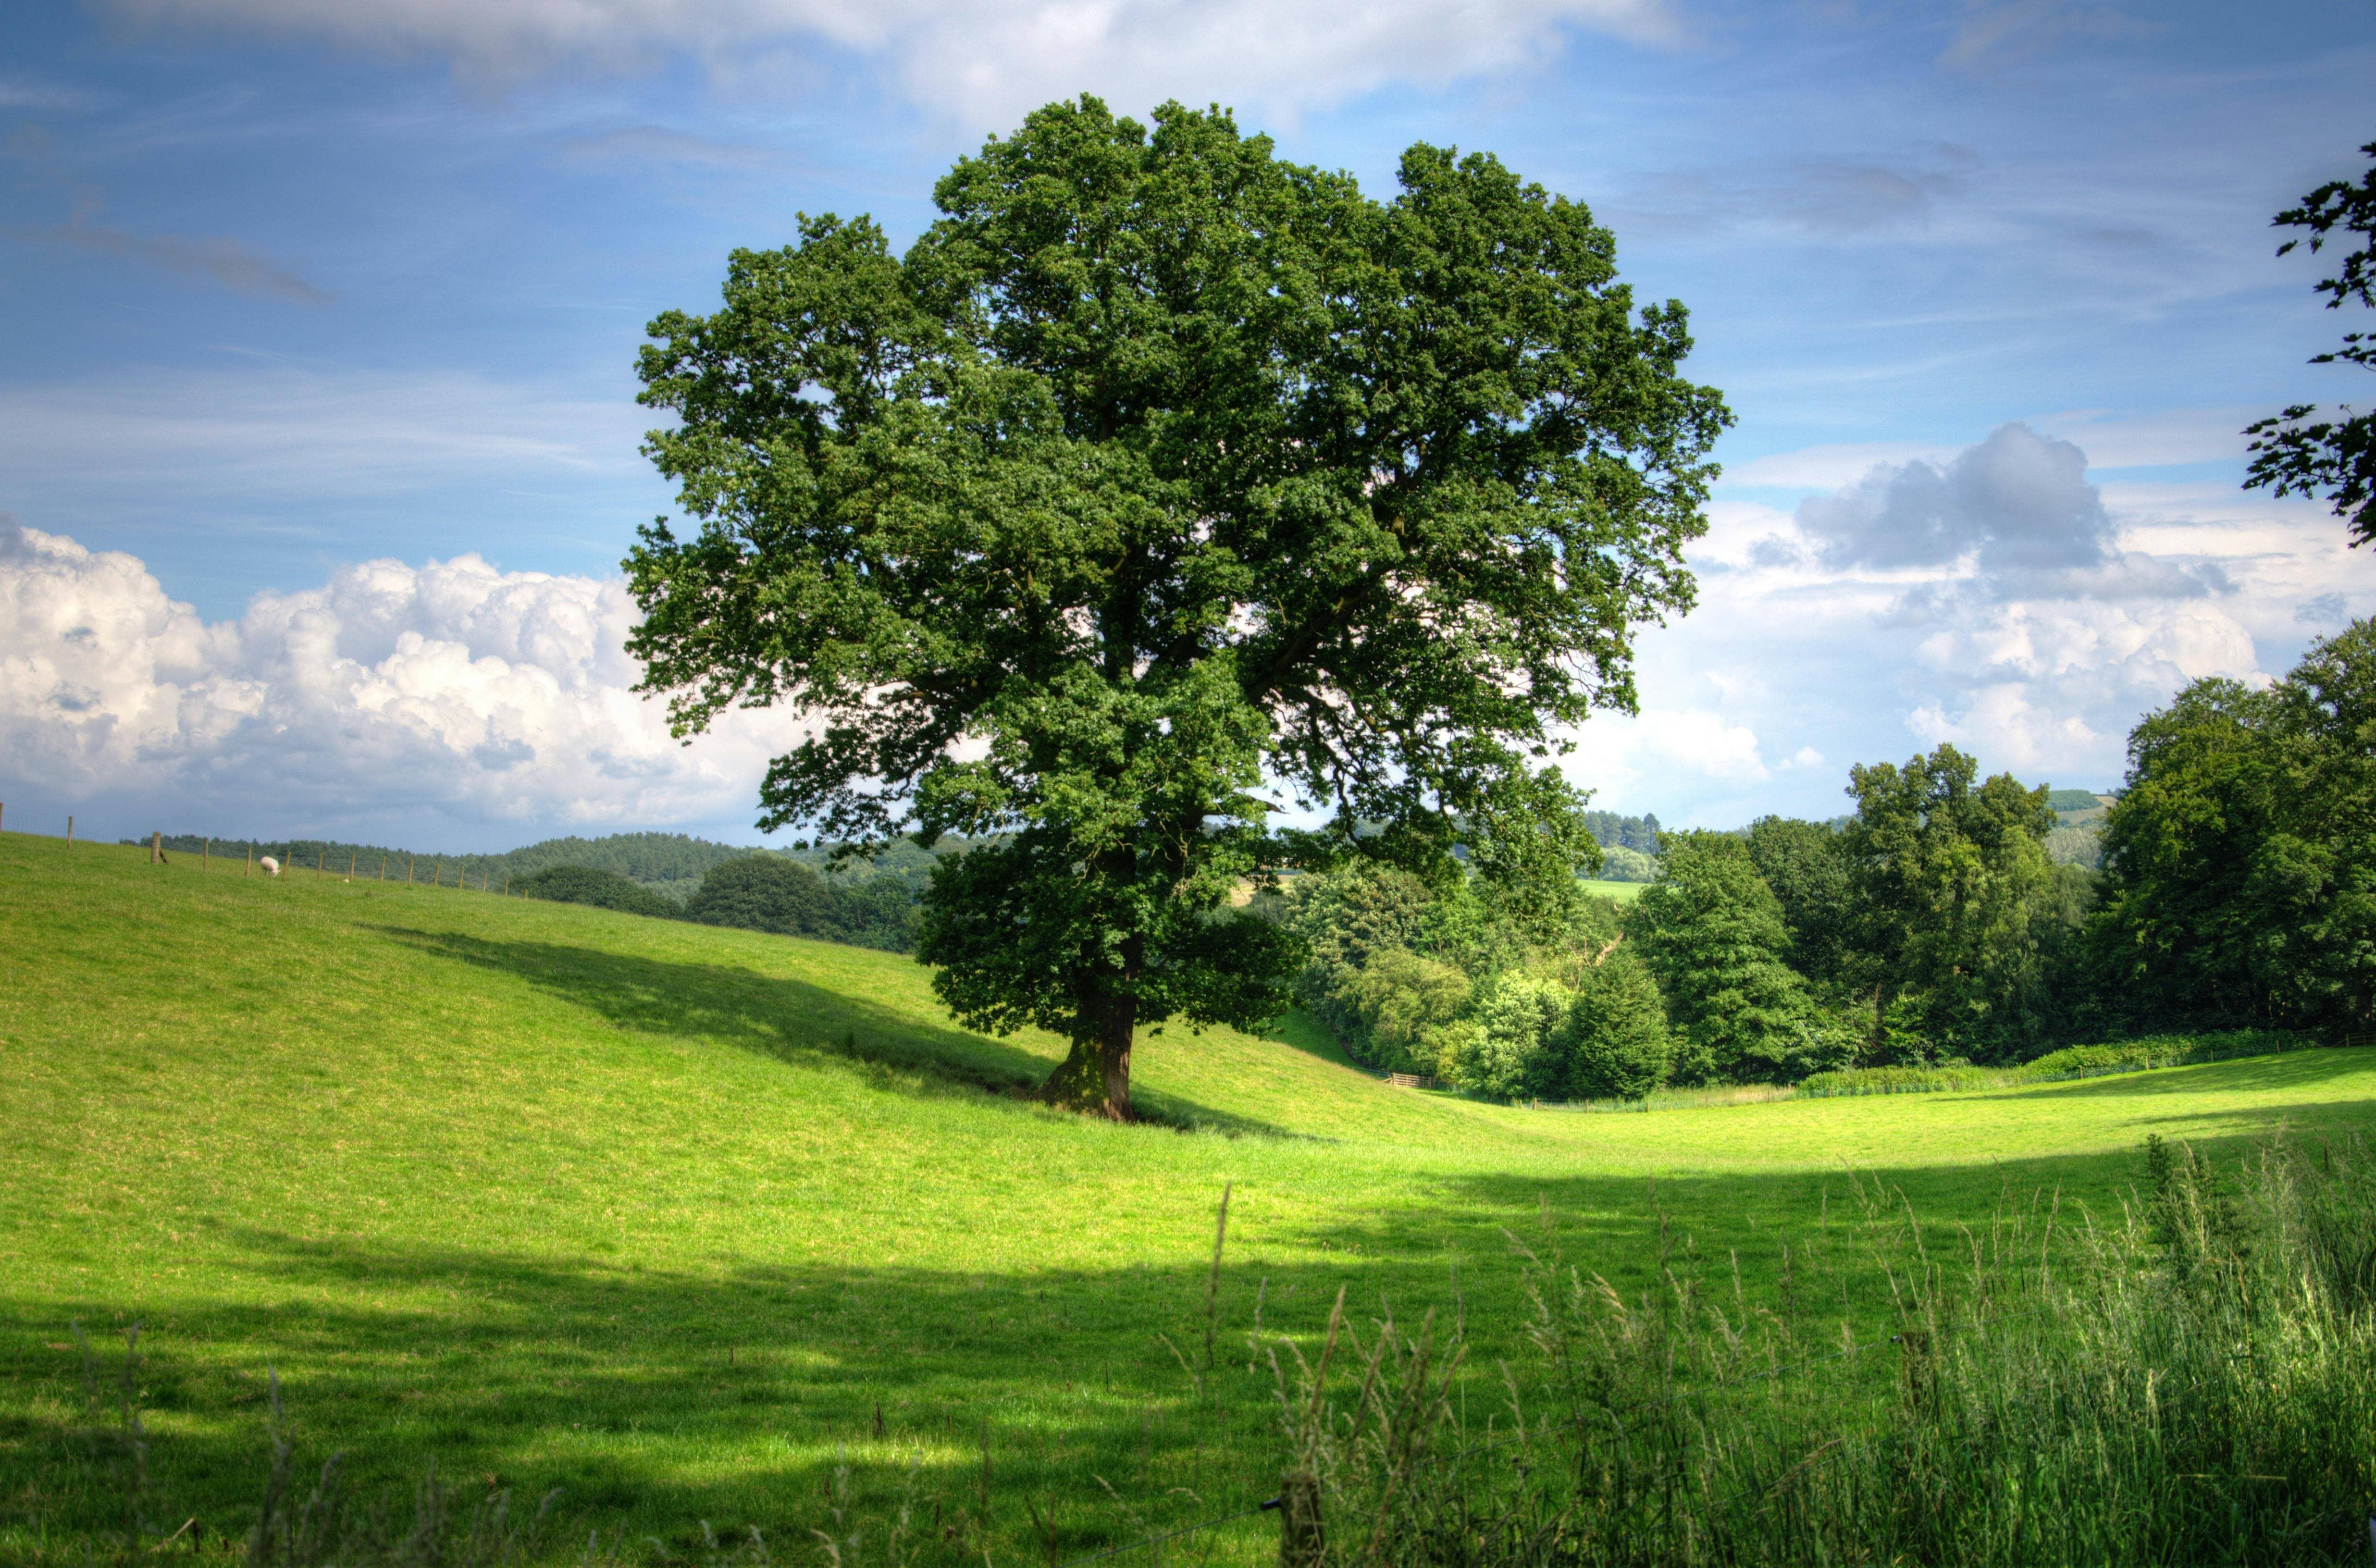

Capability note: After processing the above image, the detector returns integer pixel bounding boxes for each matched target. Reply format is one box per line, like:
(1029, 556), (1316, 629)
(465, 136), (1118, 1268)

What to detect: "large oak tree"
(626, 98), (1729, 1119)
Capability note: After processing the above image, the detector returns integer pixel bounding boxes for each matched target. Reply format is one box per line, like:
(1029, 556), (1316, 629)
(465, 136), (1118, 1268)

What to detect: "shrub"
(1561, 949), (1671, 1100)
(1447, 971), (1571, 1099)
(1344, 948), (1472, 1075)
(683, 856), (919, 952)
(2017, 1028), (2303, 1079)
(1798, 1063), (1993, 1097)
(514, 864), (679, 918)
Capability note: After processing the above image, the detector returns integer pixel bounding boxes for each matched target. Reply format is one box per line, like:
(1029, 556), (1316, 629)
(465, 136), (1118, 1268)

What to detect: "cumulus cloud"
(97, 0), (1679, 126)
(0, 523), (791, 834)
(1791, 421), (2231, 602)
(1797, 421), (2113, 571)
(1564, 416), (2368, 825)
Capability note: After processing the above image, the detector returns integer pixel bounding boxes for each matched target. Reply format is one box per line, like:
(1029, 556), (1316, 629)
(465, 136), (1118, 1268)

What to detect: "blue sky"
(2, 0), (2371, 848)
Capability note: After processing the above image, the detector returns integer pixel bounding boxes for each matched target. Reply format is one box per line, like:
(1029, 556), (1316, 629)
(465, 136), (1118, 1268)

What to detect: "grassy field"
(2, 833), (2371, 1562)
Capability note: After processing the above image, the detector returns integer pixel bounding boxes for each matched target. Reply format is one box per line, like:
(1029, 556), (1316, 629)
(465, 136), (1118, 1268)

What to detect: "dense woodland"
(1281, 619), (2375, 1098)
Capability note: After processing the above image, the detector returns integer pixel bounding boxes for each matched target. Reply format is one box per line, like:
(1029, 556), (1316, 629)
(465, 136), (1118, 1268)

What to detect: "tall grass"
(1275, 1132), (2376, 1565)
(1796, 1027), (2323, 1099)
(22, 1135), (2376, 1565)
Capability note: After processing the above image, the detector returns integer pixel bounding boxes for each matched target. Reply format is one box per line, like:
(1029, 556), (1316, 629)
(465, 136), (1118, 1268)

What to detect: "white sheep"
(259, 855), (282, 877)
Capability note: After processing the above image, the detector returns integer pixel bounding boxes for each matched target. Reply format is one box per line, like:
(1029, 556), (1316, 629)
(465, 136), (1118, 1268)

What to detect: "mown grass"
(2, 833), (2372, 1563)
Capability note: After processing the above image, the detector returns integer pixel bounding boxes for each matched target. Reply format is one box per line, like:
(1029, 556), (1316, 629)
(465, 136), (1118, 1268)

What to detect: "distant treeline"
(129, 830), (944, 954)
(1583, 810), (1661, 853)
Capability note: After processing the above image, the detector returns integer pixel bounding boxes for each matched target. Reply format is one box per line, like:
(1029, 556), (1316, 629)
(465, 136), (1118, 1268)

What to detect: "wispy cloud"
(97, 0), (1684, 125)
(11, 189), (330, 302)
(0, 364), (649, 498)
(1940, 0), (2152, 71)
(562, 124), (795, 172)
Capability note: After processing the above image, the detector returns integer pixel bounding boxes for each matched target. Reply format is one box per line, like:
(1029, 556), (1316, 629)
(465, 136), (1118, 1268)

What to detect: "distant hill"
(133, 829), (960, 904)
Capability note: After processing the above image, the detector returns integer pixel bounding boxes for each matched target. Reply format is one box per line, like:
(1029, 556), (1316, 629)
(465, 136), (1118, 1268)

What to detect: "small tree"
(1841, 746), (2058, 1060)
(1447, 971), (1572, 1100)
(626, 97), (1728, 1118)
(1562, 947), (1671, 1100)
(1626, 832), (1812, 1084)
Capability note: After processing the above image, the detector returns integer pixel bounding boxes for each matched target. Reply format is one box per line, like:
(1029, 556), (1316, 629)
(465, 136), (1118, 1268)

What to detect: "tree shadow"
(7, 1123), (2369, 1563)
(368, 926), (1301, 1140)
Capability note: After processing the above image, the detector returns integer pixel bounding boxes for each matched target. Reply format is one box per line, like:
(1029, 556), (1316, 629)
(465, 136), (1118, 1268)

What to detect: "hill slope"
(2, 833), (2370, 1562)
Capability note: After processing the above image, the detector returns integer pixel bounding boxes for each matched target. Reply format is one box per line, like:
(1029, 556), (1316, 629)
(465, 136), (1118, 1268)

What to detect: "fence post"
(150, 832), (159, 865)
(407, 856), (414, 885)
(65, 815), (73, 845)
(246, 845), (253, 877)
(1278, 1473), (1324, 1567)
(203, 837), (210, 872)
(348, 853), (356, 881)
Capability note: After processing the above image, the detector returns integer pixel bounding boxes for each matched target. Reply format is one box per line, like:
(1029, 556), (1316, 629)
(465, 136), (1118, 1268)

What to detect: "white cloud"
(0, 523), (792, 835)
(1574, 421), (2368, 825)
(97, 0), (1680, 126)
(1724, 441), (1958, 491)
(1565, 705), (1775, 805)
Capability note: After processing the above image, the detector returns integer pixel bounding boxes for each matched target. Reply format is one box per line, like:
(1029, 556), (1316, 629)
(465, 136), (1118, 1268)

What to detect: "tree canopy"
(626, 97), (1730, 1117)
(2246, 139), (2376, 545)
(2094, 620), (2376, 1031)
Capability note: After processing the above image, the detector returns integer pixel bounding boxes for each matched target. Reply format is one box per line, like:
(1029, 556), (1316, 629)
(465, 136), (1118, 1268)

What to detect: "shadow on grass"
(370, 926), (1302, 1141)
(6, 1123), (2364, 1563)
(0, 1156), (1980, 1564)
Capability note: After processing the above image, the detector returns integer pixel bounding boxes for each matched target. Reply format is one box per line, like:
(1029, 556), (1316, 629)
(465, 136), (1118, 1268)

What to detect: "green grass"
(1576, 877), (1647, 902)
(3, 833), (2372, 1563)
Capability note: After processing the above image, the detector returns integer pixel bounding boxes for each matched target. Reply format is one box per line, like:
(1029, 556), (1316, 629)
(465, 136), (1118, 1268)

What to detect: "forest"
(1282, 620), (2375, 1098)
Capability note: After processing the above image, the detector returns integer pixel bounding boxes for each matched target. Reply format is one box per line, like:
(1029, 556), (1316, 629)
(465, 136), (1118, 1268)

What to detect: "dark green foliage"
(1627, 832), (1841, 1084)
(2044, 788), (2106, 813)
(2245, 140), (2376, 545)
(624, 95), (1727, 1115)
(514, 865), (679, 919)
(1283, 862), (1442, 1056)
(1561, 948), (1671, 1100)
(1582, 810), (1662, 854)
(1839, 745), (2065, 1062)
(2094, 620), (2376, 1032)
(1742, 815), (1856, 988)
(683, 857), (919, 952)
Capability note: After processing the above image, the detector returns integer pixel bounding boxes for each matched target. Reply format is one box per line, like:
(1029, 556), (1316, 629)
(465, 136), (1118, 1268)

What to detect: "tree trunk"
(1038, 989), (1136, 1121)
